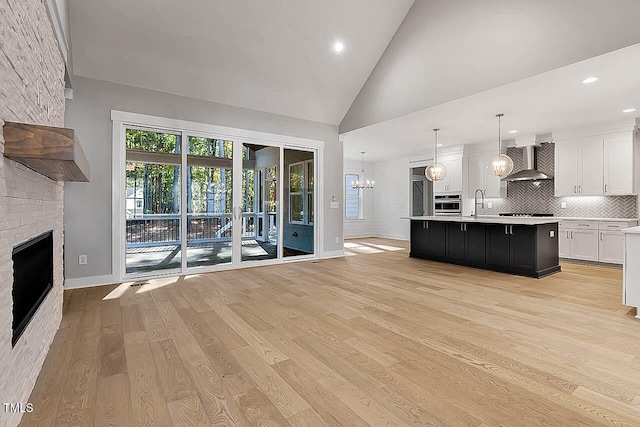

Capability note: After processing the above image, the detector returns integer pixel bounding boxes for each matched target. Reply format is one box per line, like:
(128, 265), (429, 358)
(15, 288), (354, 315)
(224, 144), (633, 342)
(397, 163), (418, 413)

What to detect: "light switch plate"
(330, 201), (339, 209)
(487, 202), (492, 208)
(78, 254), (87, 265)
(561, 202), (566, 208)
(549, 231), (555, 237)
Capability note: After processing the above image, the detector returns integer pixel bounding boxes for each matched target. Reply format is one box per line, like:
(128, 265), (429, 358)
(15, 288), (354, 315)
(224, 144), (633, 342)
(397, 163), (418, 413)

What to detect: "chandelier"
(351, 152), (374, 189)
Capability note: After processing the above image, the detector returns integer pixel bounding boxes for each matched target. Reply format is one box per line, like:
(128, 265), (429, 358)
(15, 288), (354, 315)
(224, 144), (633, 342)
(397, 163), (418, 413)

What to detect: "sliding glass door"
(186, 137), (234, 268)
(125, 129), (182, 275)
(122, 127), (315, 278)
(240, 143), (280, 262)
(284, 148), (315, 258)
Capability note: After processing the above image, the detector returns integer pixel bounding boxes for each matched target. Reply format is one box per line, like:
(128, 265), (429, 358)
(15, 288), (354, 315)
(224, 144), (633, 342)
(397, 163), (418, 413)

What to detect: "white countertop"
(622, 226), (640, 234)
(405, 215), (558, 225)
(556, 217), (638, 222)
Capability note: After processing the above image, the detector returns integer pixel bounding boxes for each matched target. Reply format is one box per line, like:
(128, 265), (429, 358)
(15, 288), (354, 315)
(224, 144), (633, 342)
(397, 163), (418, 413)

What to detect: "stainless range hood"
(502, 145), (551, 182)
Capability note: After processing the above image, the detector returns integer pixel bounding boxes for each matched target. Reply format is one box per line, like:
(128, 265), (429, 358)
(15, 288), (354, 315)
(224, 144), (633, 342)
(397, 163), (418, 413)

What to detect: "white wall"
(371, 157), (410, 240)
(343, 159), (376, 238)
(64, 76), (343, 283)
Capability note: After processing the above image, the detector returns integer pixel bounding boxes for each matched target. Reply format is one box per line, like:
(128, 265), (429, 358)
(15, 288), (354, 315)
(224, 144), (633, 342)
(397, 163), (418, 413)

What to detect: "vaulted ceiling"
(68, 0), (414, 125)
(340, 0), (640, 134)
(69, 0), (640, 153)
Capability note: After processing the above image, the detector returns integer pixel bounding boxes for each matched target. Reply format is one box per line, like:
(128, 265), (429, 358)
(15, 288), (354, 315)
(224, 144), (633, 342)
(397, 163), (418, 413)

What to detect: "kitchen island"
(408, 216), (560, 278)
(622, 226), (640, 318)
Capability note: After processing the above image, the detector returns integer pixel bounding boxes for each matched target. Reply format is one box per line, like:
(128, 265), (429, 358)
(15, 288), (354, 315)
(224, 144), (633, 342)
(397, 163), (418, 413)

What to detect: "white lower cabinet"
(558, 230), (571, 258)
(559, 220), (637, 264)
(599, 231), (625, 264)
(571, 230), (599, 261)
(558, 224), (598, 261)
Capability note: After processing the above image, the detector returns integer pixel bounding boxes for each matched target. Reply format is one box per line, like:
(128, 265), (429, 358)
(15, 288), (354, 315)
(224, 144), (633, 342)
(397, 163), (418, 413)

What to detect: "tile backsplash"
(476, 143), (638, 218)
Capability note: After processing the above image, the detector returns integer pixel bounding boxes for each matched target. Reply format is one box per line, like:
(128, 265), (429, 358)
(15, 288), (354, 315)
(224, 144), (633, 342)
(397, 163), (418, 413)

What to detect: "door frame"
(111, 110), (324, 282)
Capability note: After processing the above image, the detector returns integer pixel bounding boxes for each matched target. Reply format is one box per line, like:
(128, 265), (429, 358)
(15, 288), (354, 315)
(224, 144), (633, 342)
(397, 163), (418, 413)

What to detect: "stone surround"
(0, 1), (66, 426)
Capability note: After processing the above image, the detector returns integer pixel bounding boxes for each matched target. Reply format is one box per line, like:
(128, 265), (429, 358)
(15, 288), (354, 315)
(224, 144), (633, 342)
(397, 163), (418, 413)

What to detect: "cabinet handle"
(510, 225), (514, 235)
(578, 185), (581, 193)
(574, 185), (577, 193)
(605, 184), (608, 193)
(578, 224), (589, 226)
(464, 224), (467, 232)
(566, 231), (569, 239)
(505, 225), (509, 235)
(600, 232), (603, 241)
(426, 221), (429, 229)
(571, 231), (573, 239)
(461, 223), (464, 232)
(607, 225), (617, 228)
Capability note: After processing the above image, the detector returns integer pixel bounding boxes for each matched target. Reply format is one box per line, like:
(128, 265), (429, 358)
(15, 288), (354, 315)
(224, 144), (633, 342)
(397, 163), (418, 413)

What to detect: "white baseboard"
(321, 250), (345, 259)
(64, 274), (117, 289)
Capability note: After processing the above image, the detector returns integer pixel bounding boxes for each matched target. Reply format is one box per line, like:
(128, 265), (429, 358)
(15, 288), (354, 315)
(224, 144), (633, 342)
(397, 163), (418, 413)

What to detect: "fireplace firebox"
(12, 231), (54, 347)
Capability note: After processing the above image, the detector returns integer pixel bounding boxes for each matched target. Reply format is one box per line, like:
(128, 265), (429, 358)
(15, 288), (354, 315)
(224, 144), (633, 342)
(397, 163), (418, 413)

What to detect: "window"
(345, 173), (361, 219)
(289, 160), (313, 225)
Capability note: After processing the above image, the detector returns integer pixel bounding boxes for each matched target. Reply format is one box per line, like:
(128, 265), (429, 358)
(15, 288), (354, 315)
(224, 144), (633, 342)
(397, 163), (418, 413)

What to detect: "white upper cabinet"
(434, 154), (463, 194)
(466, 151), (506, 198)
(447, 156), (463, 193)
(604, 133), (634, 195)
(578, 139), (604, 195)
(555, 143), (579, 196)
(555, 130), (637, 196)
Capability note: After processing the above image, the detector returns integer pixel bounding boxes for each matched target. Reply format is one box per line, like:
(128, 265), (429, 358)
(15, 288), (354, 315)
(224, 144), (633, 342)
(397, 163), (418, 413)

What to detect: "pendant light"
(351, 151), (374, 189)
(426, 128), (446, 182)
(488, 113), (514, 178)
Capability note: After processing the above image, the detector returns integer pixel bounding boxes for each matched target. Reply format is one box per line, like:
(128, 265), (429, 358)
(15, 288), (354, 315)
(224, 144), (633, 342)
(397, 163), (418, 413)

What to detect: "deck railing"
(126, 213), (258, 246)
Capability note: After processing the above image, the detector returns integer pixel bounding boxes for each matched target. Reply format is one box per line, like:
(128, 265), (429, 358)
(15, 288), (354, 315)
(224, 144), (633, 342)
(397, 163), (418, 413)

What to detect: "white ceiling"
(340, 0), (640, 134)
(68, 0), (414, 125)
(342, 43), (640, 161)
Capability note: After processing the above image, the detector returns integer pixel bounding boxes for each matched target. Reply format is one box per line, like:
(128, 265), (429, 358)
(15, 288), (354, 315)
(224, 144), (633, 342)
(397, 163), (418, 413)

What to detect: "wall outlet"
(487, 202), (492, 208)
(561, 202), (567, 209)
(335, 237), (340, 244)
(78, 254), (87, 265)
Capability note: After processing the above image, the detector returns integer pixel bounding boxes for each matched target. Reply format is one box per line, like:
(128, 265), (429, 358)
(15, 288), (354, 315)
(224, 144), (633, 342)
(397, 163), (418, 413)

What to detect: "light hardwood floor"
(20, 238), (640, 426)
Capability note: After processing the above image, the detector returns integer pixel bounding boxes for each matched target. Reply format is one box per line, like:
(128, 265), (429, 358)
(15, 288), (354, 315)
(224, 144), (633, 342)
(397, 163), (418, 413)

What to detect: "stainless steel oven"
(434, 195), (461, 216)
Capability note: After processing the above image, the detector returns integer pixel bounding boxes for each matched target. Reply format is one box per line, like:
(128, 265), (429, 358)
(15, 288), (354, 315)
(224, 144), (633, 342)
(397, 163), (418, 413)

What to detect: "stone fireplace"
(0, 0), (67, 426)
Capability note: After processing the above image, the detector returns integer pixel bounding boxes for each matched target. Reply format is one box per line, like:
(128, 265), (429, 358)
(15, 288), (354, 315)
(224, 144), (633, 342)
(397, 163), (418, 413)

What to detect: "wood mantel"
(2, 122), (90, 182)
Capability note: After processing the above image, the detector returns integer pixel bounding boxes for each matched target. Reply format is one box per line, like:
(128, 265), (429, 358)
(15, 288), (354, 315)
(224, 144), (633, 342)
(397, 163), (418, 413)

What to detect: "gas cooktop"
(499, 213), (554, 217)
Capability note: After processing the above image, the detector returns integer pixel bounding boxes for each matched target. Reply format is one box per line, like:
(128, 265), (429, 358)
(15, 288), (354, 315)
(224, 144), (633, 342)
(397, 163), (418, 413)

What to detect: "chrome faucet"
(474, 189), (484, 219)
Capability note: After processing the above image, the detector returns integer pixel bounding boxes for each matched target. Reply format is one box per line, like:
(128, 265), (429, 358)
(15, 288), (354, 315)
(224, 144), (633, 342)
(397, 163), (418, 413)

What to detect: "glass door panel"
(125, 129), (182, 275)
(186, 137), (233, 267)
(241, 143), (279, 262)
(284, 149), (314, 258)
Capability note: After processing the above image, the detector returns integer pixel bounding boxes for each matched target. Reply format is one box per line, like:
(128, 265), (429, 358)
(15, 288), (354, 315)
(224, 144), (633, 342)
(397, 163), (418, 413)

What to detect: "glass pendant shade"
(488, 154), (514, 178)
(426, 162), (447, 182)
(425, 128), (447, 182)
(488, 113), (514, 179)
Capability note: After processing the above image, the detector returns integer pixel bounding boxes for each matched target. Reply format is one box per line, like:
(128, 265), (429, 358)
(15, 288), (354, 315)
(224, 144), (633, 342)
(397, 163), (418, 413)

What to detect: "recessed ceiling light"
(509, 130), (518, 134)
(582, 77), (598, 84)
(436, 144), (443, 147)
(333, 41), (344, 54)
(623, 108), (636, 113)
